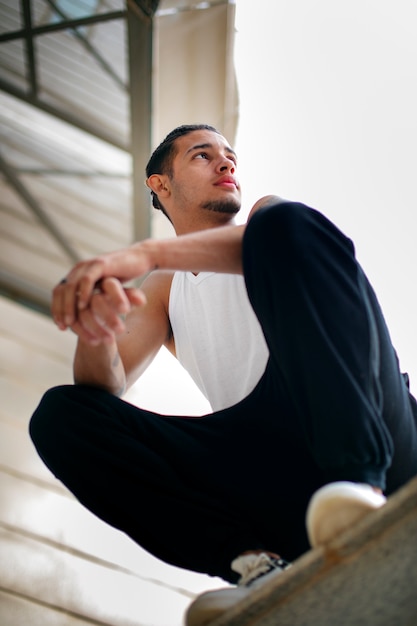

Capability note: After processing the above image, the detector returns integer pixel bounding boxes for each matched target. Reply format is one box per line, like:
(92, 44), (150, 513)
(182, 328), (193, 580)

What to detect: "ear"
(146, 174), (170, 197)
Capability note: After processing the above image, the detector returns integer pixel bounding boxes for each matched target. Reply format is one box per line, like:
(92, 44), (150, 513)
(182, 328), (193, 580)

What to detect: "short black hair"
(146, 124), (221, 216)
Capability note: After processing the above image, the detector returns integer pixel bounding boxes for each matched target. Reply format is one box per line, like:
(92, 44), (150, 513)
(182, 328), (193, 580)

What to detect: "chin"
(202, 199), (241, 215)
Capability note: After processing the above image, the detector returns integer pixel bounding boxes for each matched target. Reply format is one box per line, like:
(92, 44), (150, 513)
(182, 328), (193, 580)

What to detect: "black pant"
(29, 201), (417, 583)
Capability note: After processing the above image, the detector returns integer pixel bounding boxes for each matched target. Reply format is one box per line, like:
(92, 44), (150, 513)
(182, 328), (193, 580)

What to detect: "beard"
(201, 198), (241, 215)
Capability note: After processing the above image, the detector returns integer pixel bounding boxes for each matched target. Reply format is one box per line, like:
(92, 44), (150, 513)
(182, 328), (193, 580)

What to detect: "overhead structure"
(0, 0), (238, 315)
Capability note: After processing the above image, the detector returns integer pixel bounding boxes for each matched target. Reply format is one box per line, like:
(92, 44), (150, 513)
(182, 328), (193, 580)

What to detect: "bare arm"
(141, 222), (245, 275)
(53, 223), (244, 332)
(71, 272), (172, 395)
(52, 195), (283, 348)
(73, 340), (126, 396)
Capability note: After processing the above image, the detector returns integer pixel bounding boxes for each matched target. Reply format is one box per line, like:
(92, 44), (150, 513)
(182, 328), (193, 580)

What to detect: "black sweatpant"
(29, 201), (417, 583)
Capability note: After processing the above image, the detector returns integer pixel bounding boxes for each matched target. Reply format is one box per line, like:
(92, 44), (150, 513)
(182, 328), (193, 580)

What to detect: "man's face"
(168, 130), (241, 222)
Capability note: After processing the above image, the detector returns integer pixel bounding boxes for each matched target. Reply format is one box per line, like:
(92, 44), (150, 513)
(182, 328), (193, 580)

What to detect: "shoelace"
(232, 552), (291, 587)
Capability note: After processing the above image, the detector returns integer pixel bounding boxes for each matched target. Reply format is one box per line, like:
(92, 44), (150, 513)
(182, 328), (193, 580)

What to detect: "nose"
(218, 156), (235, 174)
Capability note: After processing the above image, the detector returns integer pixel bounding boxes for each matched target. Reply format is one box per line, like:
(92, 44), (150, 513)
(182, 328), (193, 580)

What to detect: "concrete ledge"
(209, 476), (417, 626)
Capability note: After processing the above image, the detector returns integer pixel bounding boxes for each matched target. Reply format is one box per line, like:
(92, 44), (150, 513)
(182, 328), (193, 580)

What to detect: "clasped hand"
(52, 246), (150, 345)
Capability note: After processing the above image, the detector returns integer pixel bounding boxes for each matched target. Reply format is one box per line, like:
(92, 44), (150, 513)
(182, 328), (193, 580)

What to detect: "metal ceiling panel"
(0, 0), (134, 313)
(0, 0), (129, 147)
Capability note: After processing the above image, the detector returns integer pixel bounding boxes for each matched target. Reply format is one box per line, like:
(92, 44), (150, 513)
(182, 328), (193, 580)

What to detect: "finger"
(73, 258), (108, 311)
(90, 292), (126, 334)
(94, 280), (147, 314)
(51, 282), (64, 329)
(60, 258), (107, 323)
(62, 281), (80, 327)
(71, 319), (114, 346)
(99, 277), (132, 315)
(53, 273), (87, 328)
(51, 278), (73, 329)
(74, 306), (115, 345)
(124, 287), (147, 307)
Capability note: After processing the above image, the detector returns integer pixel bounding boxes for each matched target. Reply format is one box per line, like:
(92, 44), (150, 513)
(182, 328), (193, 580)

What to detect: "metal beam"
(129, 0), (160, 20)
(18, 168), (129, 178)
(0, 77), (129, 151)
(43, 0), (127, 92)
(0, 9), (126, 43)
(21, 0), (38, 97)
(126, 1), (154, 241)
(0, 151), (80, 263)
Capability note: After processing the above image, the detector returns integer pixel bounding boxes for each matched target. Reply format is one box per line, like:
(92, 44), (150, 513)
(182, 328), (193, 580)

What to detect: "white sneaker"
(306, 481), (387, 548)
(185, 552), (291, 626)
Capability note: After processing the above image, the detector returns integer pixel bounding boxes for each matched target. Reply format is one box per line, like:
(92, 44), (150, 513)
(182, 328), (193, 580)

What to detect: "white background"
(233, 0), (417, 393)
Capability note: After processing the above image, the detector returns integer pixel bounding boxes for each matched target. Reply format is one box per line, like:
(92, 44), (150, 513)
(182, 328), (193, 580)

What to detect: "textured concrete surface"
(209, 476), (417, 626)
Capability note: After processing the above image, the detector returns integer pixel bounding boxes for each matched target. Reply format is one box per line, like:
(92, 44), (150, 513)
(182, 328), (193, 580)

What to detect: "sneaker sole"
(306, 481), (386, 548)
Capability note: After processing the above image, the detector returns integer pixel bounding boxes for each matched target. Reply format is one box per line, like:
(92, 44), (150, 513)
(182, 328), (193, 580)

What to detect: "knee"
(244, 200), (353, 268)
(244, 201), (316, 264)
(29, 385), (75, 453)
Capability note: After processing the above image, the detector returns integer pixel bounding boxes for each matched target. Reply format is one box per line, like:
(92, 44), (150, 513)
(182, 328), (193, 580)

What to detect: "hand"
(64, 277), (145, 345)
(52, 244), (152, 332)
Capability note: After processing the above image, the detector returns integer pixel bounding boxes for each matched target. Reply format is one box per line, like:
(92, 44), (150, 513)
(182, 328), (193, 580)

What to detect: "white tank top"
(169, 272), (269, 411)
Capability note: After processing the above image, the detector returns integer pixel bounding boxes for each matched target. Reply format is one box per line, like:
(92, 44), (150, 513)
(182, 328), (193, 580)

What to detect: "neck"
(173, 213), (237, 236)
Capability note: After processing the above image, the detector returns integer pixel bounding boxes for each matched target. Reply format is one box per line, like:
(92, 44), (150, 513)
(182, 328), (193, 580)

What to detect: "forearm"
(52, 195), (283, 336)
(53, 219), (253, 333)
(139, 223), (245, 275)
(137, 196), (284, 274)
(73, 338), (127, 397)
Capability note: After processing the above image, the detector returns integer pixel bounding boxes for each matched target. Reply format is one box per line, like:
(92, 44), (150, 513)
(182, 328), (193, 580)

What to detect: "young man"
(30, 124), (417, 625)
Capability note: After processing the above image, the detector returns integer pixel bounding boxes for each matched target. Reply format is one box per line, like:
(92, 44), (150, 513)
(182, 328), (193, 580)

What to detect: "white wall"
(234, 0), (417, 392)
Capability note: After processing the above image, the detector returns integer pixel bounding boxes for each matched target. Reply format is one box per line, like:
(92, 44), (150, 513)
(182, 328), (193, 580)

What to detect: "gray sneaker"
(185, 552), (291, 626)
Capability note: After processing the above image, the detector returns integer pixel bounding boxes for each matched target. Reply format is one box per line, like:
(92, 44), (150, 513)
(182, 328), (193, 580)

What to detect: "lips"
(215, 175), (238, 188)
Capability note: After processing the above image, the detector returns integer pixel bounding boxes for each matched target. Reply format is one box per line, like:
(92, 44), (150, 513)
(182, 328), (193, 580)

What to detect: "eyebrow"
(186, 142), (237, 159)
